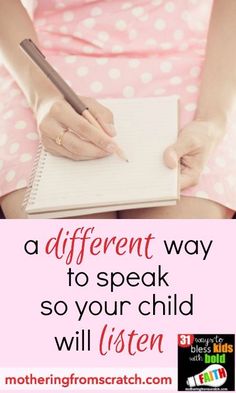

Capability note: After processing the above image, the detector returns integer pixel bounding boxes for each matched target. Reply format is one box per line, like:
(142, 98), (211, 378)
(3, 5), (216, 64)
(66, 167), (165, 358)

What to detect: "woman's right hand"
(35, 95), (117, 160)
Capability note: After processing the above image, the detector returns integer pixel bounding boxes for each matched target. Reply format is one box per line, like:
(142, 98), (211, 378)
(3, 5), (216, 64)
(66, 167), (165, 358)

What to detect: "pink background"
(0, 219), (235, 392)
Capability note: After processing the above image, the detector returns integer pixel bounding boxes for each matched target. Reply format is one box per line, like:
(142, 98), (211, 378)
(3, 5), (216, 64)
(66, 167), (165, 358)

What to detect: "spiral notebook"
(24, 97), (179, 218)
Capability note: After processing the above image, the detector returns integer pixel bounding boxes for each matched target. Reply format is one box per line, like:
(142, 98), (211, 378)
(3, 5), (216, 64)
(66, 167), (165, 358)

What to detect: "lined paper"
(26, 97), (179, 216)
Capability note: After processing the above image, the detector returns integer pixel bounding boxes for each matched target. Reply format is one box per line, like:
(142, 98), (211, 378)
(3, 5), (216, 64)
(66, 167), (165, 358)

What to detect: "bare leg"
(119, 196), (234, 219)
(1, 189), (117, 219)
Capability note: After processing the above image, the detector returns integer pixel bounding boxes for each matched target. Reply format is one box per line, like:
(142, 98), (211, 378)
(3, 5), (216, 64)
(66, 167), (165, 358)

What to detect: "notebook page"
(27, 97), (178, 213)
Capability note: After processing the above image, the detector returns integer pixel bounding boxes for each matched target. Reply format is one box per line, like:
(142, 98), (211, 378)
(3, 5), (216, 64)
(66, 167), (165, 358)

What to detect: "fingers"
(82, 96), (116, 137)
(164, 131), (201, 169)
(54, 101), (118, 152)
(62, 131), (111, 159)
(180, 168), (201, 190)
(40, 120), (111, 160)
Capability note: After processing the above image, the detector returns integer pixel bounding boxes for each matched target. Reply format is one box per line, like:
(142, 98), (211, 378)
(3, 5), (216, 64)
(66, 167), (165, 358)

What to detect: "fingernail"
(106, 123), (117, 136)
(106, 143), (117, 153)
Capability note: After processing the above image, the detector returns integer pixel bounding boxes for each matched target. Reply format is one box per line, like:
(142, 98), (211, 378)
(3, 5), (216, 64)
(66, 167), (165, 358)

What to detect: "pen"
(19, 39), (128, 162)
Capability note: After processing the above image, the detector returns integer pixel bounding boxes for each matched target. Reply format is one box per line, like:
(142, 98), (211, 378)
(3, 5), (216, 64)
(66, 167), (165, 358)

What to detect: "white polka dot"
(128, 29), (138, 40)
(65, 77), (72, 86)
(154, 88), (166, 95)
(182, 10), (190, 22)
(195, 48), (205, 56)
(20, 99), (29, 108)
(74, 31), (83, 39)
(36, 18), (45, 26)
(179, 42), (189, 51)
(10, 89), (21, 98)
(90, 6), (102, 16)
(146, 38), (158, 47)
(115, 20), (127, 31)
(3, 110), (14, 120)
(0, 134), (7, 146)
(128, 59), (140, 68)
(132, 7), (144, 17)
(82, 45), (94, 54)
(196, 191), (209, 198)
(174, 29), (184, 41)
(214, 182), (224, 195)
(123, 86), (135, 98)
(154, 19), (166, 30)
(65, 56), (77, 64)
(186, 85), (198, 93)
(121, 2), (132, 10)
(61, 37), (71, 44)
(96, 58), (109, 65)
(152, 0), (163, 5)
(46, 25), (54, 32)
(141, 72), (153, 83)
(190, 66), (201, 78)
(170, 76), (182, 85)
(98, 31), (109, 41)
(43, 40), (53, 48)
(215, 157), (226, 168)
(76, 66), (89, 77)
(6, 170), (16, 182)
(20, 153), (33, 162)
(15, 120), (26, 130)
(108, 68), (121, 79)
(165, 2), (175, 12)
(59, 26), (68, 33)
(139, 14), (149, 22)
(83, 18), (96, 28)
(92, 39), (103, 47)
(185, 103), (197, 112)
(90, 81), (103, 93)
(9, 143), (20, 154)
(0, 160), (3, 171)
(63, 11), (74, 22)
(226, 175), (236, 187)
(17, 179), (27, 188)
(111, 45), (123, 53)
(160, 42), (173, 50)
(27, 132), (39, 141)
(202, 166), (210, 175)
(160, 61), (172, 73)
(55, 2), (65, 8)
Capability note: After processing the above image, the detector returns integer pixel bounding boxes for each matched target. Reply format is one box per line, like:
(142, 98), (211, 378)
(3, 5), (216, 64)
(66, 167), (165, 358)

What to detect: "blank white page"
(26, 97), (179, 213)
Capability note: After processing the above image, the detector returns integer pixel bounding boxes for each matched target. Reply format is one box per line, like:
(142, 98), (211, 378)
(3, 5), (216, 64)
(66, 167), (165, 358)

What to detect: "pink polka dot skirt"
(0, 0), (236, 211)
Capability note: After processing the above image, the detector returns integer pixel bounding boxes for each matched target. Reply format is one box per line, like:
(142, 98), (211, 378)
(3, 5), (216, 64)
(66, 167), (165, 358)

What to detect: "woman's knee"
(1, 188), (27, 218)
(119, 197), (234, 219)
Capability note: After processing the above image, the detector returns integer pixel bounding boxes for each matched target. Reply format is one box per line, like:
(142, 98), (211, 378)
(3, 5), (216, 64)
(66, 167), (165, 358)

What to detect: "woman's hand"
(164, 120), (224, 190)
(36, 95), (117, 160)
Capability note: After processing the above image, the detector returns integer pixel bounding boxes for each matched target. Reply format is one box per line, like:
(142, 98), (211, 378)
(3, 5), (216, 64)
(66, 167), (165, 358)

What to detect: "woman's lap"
(119, 197), (234, 219)
(1, 188), (234, 219)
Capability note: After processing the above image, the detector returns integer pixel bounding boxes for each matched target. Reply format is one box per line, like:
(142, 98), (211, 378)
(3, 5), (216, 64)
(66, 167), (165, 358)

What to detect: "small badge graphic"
(178, 334), (235, 391)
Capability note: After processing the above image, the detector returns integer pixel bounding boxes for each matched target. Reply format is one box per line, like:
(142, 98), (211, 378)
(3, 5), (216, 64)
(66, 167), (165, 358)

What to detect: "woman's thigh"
(119, 196), (234, 219)
(1, 189), (117, 219)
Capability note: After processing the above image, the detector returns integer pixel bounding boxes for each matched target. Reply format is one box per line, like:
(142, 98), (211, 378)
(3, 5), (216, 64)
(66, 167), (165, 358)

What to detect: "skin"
(0, 0), (235, 219)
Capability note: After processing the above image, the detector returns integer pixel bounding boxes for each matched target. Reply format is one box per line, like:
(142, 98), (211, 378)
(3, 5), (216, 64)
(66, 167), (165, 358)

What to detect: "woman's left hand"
(164, 120), (224, 190)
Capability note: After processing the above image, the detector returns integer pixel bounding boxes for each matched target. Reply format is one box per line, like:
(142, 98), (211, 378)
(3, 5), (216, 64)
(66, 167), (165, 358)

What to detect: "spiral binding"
(23, 144), (48, 208)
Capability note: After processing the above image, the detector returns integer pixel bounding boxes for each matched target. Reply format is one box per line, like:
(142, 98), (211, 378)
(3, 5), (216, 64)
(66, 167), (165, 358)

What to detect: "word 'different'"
(45, 227), (155, 264)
